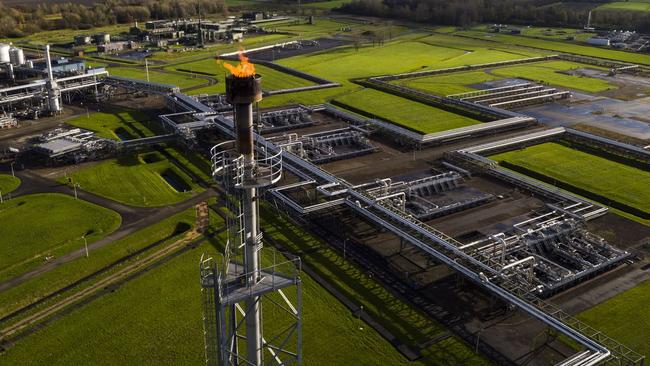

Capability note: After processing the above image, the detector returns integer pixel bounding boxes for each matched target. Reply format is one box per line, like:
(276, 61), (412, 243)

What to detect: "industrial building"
(31, 58), (85, 76)
(31, 127), (116, 162)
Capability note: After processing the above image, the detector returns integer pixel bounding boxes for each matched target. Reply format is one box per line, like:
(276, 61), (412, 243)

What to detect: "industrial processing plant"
(1, 3), (650, 366)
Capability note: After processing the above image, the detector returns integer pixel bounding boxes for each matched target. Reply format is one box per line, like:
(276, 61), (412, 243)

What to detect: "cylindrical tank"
(9, 47), (24, 66)
(0, 43), (10, 63)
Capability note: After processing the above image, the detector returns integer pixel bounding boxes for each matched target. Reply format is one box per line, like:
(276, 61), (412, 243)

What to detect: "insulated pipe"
(501, 256), (536, 271)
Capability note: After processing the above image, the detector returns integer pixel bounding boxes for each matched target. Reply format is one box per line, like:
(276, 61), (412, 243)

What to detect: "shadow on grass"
(115, 155), (142, 167)
(260, 208), (439, 343)
(260, 207), (490, 365)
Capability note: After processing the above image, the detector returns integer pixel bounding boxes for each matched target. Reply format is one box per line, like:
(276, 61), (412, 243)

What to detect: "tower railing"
(211, 142), (283, 189)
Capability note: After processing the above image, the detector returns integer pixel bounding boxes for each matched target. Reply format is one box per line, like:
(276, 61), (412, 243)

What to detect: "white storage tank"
(0, 43), (10, 63)
(9, 47), (24, 66)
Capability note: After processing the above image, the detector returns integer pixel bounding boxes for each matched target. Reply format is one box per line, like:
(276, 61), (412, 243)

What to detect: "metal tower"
(200, 72), (302, 366)
(44, 45), (62, 114)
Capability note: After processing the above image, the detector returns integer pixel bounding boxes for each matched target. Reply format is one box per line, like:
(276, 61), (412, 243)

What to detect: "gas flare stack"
(200, 61), (303, 366)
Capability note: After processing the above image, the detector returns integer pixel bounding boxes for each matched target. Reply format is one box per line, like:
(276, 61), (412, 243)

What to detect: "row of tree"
(0, 0), (227, 38)
(339, 0), (650, 32)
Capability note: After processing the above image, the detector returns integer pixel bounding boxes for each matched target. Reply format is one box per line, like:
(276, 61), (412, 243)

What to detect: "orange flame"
(220, 51), (256, 78)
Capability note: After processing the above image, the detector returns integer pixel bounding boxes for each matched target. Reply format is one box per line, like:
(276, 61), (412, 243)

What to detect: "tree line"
(339, 0), (650, 32)
(0, 0), (226, 38)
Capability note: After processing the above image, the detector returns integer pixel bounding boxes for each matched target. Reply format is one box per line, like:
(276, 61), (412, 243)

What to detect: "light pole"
(82, 235), (89, 258)
(0, 190), (3, 204)
(475, 326), (484, 354)
(73, 183), (80, 199)
(10, 161), (15, 177)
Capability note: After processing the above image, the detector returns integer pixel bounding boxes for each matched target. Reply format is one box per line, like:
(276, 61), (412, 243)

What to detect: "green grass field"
(0, 174), (20, 194)
(491, 142), (650, 215)
(261, 32), (543, 118)
(398, 60), (614, 95)
(163, 148), (213, 183)
(271, 18), (407, 39)
(303, 0), (351, 9)
(520, 27), (596, 42)
(64, 152), (203, 207)
(279, 33), (544, 84)
(0, 205), (487, 366)
(107, 67), (206, 90)
(334, 88), (481, 134)
(0, 242), (422, 366)
(577, 279), (650, 357)
(490, 60), (615, 93)
(398, 70), (500, 96)
(66, 107), (162, 140)
(457, 29), (650, 66)
(596, 1), (650, 12)
(0, 193), (121, 282)
(0, 207), (197, 320)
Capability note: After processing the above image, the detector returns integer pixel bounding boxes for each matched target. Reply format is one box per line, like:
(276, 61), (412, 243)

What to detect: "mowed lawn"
(66, 107), (161, 140)
(260, 32), (544, 120)
(0, 193), (121, 281)
(0, 241), (456, 366)
(0, 225), (486, 366)
(65, 152), (202, 207)
(457, 30), (650, 66)
(0, 207), (198, 320)
(398, 70), (500, 96)
(491, 143), (650, 214)
(334, 89), (480, 134)
(0, 174), (20, 194)
(256, 32), (543, 110)
(279, 33), (544, 84)
(596, 1), (650, 12)
(577, 279), (650, 357)
(107, 67), (206, 90)
(490, 61), (615, 93)
(398, 60), (614, 95)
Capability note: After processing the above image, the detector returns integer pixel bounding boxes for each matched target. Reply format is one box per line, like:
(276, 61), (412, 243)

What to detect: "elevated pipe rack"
(204, 109), (644, 366)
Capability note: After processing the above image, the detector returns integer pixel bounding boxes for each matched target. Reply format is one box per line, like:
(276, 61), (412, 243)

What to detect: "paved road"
(7, 169), (149, 221)
(0, 169), (217, 293)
